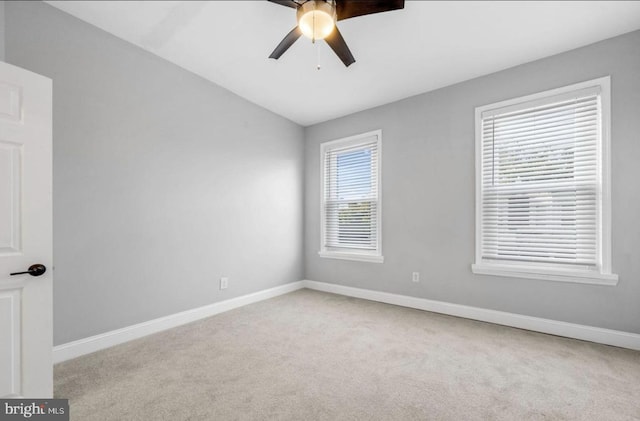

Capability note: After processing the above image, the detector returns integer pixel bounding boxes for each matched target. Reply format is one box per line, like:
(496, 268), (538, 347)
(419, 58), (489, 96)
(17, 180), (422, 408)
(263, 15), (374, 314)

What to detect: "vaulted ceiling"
(46, 1), (640, 126)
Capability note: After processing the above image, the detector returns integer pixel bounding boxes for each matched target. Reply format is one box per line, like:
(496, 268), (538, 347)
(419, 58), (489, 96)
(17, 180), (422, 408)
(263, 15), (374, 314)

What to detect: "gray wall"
(0, 1), (5, 61)
(305, 30), (640, 334)
(5, 1), (304, 345)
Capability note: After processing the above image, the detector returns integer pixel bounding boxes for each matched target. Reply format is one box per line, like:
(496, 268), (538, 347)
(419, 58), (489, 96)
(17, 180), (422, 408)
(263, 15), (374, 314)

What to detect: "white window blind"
(474, 78), (618, 286)
(480, 88), (600, 267)
(320, 131), (382, 261)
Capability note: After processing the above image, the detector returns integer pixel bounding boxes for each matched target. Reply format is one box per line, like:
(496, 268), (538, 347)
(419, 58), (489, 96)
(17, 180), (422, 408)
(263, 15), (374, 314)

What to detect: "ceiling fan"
(268, 0), (405, 67)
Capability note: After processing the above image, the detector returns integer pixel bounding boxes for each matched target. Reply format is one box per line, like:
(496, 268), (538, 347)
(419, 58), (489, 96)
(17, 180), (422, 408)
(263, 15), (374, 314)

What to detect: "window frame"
(472, 77), (617, 286)
(319, 130), (383, 263)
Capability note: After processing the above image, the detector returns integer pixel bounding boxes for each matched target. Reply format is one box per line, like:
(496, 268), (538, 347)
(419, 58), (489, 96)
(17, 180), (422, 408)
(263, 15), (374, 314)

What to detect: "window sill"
(319, 250), (384, 263)
(471, 263), (618, 286)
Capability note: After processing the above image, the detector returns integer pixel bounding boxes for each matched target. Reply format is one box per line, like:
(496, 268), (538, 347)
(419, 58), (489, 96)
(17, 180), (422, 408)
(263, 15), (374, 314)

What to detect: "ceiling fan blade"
(267, 0), (300, 8)
(324, 26), (355, 67)
(269, 26), (303, 60)
(336, 0), (404, 21)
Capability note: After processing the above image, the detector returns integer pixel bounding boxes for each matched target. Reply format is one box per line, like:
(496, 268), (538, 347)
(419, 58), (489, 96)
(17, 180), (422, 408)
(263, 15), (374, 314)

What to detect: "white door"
(0, 61), (53, 398)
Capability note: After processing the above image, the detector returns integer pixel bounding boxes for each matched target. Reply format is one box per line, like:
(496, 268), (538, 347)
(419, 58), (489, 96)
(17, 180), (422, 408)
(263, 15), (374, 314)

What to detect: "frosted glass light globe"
(297, 1), (336, 40)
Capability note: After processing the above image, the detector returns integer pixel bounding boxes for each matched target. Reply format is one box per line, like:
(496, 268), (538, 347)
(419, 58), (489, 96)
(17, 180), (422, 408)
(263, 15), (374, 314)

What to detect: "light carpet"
(55, 289), (640, 420)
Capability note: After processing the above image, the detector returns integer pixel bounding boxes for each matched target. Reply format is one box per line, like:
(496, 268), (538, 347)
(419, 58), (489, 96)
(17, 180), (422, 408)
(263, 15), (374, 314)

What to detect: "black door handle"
(10, 264), (47, 277)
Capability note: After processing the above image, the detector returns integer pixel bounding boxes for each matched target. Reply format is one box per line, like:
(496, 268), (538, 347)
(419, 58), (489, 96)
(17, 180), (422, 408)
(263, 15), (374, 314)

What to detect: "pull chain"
(312, 7), (316, 44)
(312, 7), (320, 70)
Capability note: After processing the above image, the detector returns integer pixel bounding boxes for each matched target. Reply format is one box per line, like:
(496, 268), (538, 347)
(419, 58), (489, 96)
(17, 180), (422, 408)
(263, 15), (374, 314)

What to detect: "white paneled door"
(0, 61), (53, 398)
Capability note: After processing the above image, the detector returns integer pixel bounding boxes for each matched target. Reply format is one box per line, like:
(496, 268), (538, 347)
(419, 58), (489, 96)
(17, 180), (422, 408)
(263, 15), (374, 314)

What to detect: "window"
(320, 130), (382, 263)
(472, 77), (617, 285)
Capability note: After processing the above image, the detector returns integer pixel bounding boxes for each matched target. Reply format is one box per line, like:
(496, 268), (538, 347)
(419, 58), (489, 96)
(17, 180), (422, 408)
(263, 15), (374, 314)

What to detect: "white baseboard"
(54, 278), (640, 364)
(303, 280), (640, 351)
(53, 281), (305, 364)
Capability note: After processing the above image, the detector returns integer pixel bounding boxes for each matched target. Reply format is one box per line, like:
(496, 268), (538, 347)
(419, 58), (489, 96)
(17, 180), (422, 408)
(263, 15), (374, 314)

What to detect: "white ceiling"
(46, 1), (640, 126)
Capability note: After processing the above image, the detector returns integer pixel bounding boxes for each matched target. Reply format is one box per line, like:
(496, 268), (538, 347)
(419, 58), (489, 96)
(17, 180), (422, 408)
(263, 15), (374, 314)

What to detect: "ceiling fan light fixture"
(297, 1), (336, 40)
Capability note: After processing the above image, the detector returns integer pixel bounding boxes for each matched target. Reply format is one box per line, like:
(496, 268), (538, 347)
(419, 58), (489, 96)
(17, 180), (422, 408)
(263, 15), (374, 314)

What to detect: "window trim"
(472, 77), (617, 286)
(319, 130), (383, 263)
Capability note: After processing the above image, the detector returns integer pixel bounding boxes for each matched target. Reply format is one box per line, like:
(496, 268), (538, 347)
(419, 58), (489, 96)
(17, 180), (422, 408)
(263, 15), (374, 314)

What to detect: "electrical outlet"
(220, 277), (228, 290)
(412, 272), (420, 283)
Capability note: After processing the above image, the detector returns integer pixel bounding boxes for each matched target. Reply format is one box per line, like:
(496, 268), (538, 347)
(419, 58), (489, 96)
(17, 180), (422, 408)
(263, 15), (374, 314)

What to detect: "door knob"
(10, 264), (47, 277)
